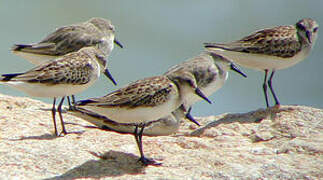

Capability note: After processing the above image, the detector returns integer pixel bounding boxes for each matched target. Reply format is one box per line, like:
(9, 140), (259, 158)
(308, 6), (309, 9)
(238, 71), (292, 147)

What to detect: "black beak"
(114, 38), (123, 48)
(104, 68), (117, 85)
(230, 63), (247, 78)
(306, 31), (312, 43)
(195, 88), (212, 104)
(185, 107), (200, 126)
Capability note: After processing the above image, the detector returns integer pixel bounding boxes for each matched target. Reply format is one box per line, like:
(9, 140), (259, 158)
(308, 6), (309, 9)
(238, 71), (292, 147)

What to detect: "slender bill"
(195, 88), (212, 104)
(104, 68), (117, 85)
(230, 63), (247, 78)
(114, 38), (123, 48)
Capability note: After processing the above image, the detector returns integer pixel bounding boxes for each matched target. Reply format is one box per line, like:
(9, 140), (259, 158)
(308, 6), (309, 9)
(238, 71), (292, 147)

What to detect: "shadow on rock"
(44, 150), (146, 179)
(8, 133), (58, 141)
(8, 130), (85, 141)
(190, 106), (296, 136)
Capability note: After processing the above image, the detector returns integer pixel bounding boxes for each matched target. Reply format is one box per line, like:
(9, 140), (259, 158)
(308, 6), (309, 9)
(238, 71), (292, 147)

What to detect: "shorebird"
(204, 18), (318, 107)
(11, 17), (123, 107)
(74, 74), (212, 165)
(165, 51), (247, 107)
(0, 47), (116, 136)
(12, 17), (123, 64)
(69, 104), (186, 136)
(71, 52), (247, 136)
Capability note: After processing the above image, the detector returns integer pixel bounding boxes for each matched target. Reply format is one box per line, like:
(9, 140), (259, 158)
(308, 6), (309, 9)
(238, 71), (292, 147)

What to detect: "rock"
(0, 93), (322, 179)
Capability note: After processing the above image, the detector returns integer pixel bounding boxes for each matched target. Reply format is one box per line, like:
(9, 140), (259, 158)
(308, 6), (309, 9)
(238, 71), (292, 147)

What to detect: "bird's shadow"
(7, 130), (85, 141)
(7, 133), (59, 141)
(43, 150), (147, 180)
(190, 106), (296, 136)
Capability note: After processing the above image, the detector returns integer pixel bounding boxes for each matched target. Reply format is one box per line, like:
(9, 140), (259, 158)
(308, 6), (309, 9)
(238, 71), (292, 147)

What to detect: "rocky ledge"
(0, 93), (322, 179)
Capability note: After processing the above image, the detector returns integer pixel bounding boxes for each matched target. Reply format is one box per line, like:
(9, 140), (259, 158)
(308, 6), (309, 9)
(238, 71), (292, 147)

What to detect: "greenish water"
(0, 0), (322, 117)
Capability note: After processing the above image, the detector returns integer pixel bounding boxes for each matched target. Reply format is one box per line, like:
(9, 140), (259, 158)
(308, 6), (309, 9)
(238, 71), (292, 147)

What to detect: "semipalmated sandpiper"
(0, 47), (115, 136)
(69, 105), (185, 136)
(74, 75), (211, 165)
(12, 17), (123, 64)
(12, 17), (123, 107)
(72, 52), (246, 136)
(165, 52), (247, 107)
(205, 18), (318, 107)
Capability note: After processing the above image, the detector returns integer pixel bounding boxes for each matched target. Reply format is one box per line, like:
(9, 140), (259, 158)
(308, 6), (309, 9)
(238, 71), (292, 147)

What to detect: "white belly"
(2, 80), (96, 98)
(70, 108), (181, 136)
(142, 114), (180, 136)
(212, 48), (310, 71)
(80, 95), (181, 124)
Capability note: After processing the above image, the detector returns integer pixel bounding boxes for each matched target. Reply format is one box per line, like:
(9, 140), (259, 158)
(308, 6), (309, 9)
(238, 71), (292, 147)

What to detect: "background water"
(0, 0), (322, 117)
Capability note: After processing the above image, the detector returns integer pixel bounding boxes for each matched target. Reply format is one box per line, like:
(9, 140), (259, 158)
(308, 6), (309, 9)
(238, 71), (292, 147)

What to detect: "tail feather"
(204, 42), (225, 49)
(11, 43), (55, 54)
(75, 99), (96, 106)
(1, 73), (23, 81)
(204, 42), (243, 52)
(12, 44), (33, 51)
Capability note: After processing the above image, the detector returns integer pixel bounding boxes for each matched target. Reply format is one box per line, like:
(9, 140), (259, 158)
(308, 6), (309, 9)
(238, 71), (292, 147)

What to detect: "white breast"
(211, 47), (311, 71)
(80, 92), (182, 124)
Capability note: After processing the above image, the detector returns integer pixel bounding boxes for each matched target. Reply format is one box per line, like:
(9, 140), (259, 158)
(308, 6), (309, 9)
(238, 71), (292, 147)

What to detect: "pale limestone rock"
(0, 93), (322, 179)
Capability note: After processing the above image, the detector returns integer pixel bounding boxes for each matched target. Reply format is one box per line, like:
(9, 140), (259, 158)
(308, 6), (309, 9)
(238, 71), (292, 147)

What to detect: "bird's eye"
(109, 26), (115, 31)
(313, 27), (319, 33)
(186, 79), (192, 85)
(296, 23), (306, 31)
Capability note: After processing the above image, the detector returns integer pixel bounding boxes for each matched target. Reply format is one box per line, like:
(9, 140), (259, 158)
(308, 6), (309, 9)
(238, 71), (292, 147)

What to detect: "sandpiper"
(72, 52), (247, 136)
(204, 18), (319, 107)
(0, 47), (116, 136)
(69, 104), (186, 136)
(12, 17), (123, 64)
(74, 75), (212, 165)
(12, 17), (123, 107)
(165, 51), (247, 107)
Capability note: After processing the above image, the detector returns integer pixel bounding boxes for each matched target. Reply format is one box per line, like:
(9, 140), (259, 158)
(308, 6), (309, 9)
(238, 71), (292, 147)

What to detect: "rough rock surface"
(0, 93), (322, 179)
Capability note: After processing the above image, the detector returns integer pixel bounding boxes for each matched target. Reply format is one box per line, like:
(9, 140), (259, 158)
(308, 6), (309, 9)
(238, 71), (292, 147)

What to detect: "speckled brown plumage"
(12, 17), (116, 56)
(204, 18), (319, 107)
(205, 26), (302, 58)
(80, 76), (178, 108)
(1, 47), (104, 85)
(204, 18), (319, 58)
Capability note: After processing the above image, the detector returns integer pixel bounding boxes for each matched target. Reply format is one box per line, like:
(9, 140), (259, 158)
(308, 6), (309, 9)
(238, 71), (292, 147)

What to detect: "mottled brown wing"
(81, 76), (174, 108)
(205, 25), (302, 58)
(8, 52), (94, 85)
(37, 25), (103, 56)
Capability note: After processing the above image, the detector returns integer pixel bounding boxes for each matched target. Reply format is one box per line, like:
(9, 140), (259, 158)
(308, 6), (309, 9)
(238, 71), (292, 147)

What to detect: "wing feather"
(205, 25), (302, 58)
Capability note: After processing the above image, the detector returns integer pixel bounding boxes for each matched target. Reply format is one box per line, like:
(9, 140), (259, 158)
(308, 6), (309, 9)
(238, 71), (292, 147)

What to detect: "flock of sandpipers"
(0, 17), (318, 165)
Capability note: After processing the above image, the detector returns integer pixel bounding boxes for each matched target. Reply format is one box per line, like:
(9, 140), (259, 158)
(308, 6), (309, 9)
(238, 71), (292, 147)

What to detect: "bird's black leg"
(185, 107), (200, 126)
(71, 95), (76, 105)
(263, 70), (270, 108)
(51, 98), (58, 136)
(67, 95), (76, 110)
(57, 97), (67, 135)
(67, 96), (72, 109)
(268, 70), (280, 106)
(134, 124), (161, 166)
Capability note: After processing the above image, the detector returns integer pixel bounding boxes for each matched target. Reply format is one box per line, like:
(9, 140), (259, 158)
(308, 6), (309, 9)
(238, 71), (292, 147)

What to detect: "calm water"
(0, 0), (322, 117)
